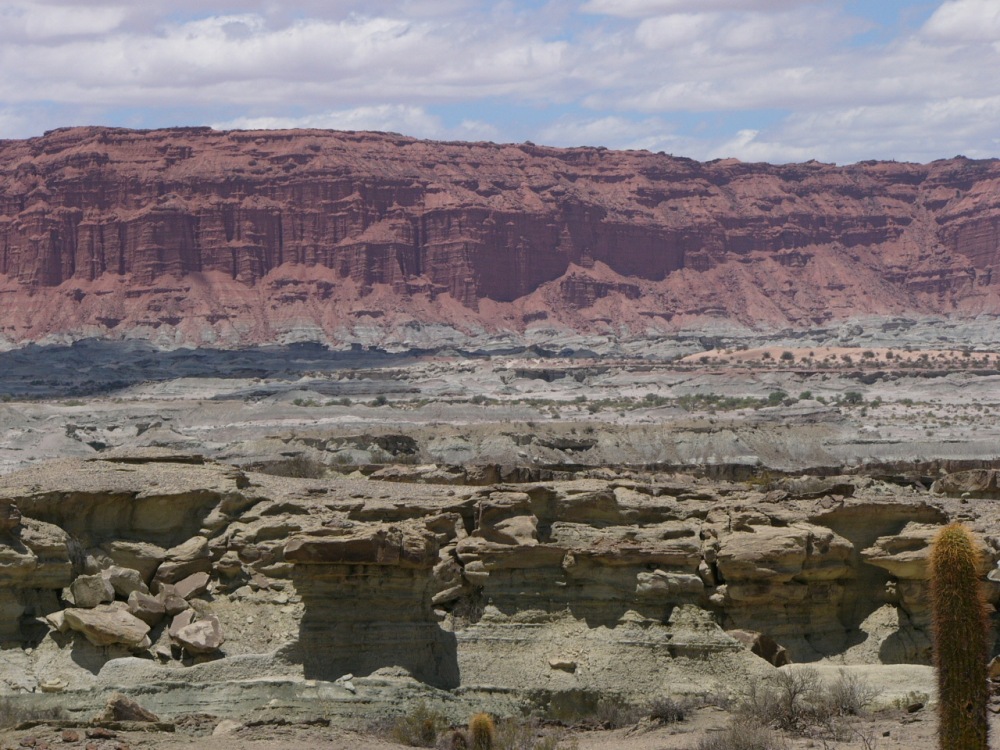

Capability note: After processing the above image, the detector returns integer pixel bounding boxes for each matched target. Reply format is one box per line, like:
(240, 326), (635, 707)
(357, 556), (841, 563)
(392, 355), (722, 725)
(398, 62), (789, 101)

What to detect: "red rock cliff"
(1, 126), (1000, 345)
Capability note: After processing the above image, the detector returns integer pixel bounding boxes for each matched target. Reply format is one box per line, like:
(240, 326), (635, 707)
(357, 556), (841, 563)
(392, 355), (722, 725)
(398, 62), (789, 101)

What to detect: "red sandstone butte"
(1, 126), (1000, 346)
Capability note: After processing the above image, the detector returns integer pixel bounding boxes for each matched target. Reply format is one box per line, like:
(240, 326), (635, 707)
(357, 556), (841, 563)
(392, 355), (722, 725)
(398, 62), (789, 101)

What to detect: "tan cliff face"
(2, 127), (1000, 346)
(0, 453), (996, 720)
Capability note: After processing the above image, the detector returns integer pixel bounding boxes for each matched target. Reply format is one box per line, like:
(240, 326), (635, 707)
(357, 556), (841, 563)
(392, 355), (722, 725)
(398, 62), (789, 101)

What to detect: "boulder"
(100, 540), (166, 584)
(174, 614), (224, 655)
(96, 693), (160, 723)
(63, 605), (151, 648)
(153, 536), (212, 586)
(104, 566), (149, 598)
(69, 574), (115, 609)
(174, 572), (210, 600)
(127, 590), (166, 627)
(168, 610), (195, 640)
(157, 584), (191, 616)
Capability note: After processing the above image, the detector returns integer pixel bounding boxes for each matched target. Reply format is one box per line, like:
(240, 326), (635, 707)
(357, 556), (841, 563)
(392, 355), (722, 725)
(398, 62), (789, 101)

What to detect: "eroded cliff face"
(2, 127), (1000, 346)
(0, 453), (996, 719)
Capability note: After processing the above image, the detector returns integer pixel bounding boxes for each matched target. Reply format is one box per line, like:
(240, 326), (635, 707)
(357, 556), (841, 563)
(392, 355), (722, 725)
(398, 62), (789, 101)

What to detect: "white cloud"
(0, 2), (126, 40)
(581, 0), (820, 19)
(537, 115), (690, 153)
(212, 105), (501, 142)
(1, 1), (1000, 164)
(214, 106), (443, 135)
(922, 0), (1000, 42)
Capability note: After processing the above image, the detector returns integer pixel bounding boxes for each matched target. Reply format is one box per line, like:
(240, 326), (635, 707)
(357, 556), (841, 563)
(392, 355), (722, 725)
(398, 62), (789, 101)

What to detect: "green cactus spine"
(929, 522), (990, 750)
(468, 712), (495, 750)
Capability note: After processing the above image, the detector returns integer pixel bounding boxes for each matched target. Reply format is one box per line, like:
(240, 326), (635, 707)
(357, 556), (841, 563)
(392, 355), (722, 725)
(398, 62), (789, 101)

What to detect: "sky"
(0, 0), (997, 164)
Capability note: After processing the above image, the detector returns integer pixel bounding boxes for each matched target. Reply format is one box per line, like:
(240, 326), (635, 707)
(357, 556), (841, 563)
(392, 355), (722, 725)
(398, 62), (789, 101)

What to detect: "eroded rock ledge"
(0, 452), (995, 721)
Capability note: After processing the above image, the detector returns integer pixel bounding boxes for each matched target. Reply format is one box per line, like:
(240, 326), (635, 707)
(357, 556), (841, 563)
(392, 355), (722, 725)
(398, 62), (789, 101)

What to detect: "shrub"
(738, 669), (820, 732)
(388, 701), (449, 747)
(697, 720), (786, 750)
(647, 697), (690, 724)
(492, 718), (571, 750)
(766, 390), (787, 406)
(823, 669), (880, 716)
(592, 697), (644, 728)
(738, 668), (880, 740)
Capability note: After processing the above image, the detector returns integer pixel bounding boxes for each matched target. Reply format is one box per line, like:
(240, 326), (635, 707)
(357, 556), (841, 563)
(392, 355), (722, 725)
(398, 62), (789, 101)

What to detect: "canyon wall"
(0, 454), (996, 719)
(2, 127), (1000, 346)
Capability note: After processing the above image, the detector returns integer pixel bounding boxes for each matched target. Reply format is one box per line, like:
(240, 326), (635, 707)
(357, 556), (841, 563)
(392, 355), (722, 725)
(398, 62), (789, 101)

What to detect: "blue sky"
(0, 0), (997, 164)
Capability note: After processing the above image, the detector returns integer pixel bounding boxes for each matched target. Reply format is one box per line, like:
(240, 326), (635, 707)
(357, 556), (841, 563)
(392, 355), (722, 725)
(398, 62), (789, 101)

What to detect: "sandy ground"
(0, 705), (981, 750)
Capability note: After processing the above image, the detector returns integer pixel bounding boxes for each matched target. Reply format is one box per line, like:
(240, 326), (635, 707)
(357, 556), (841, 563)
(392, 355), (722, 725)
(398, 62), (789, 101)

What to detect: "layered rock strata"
(3, 128), (1000, 345)
(0, 454), (996, 719)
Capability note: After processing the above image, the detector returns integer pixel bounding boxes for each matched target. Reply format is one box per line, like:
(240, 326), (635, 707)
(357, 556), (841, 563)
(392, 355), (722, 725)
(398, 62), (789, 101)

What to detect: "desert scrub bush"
(930, 522), (990, 750)
(592, 696), (645, 728)
(646, 697), (691, 724)
(0, 698), (68, 728)
(738, 668), (880, 739)
(822, 669), (880, 717)
(468, 713), (496, 750)
(492, 718), (575, 750)
(696, 720), (786, 750)
(738, 669), (821, 732)
(387, 701), (450, 747)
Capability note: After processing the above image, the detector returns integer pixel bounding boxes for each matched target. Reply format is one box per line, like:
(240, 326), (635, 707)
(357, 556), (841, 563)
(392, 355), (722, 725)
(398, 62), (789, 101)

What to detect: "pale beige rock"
(212, 719), (243, 736)
(862, 523), (941, 580)
(127, 590), (166, 627)
(39, 678), (68, 693)
(101, 540), (166, 584)
(175, 614), (225, 655)
(44, 610), (69, 633)
(154, 535), (212, 585)
(96, 692), (160, 723)
(104, 565), (149, 598)
(63, 605), (151, 647)
(168, 609), (195, 640)
(174, 571), (210, 600)
(635, 570), (704, 598)
(157, 584), (191, 616)
(215, 550), (243, 578)
(717, 524), (853, 583)
(69, 573), (115, 609)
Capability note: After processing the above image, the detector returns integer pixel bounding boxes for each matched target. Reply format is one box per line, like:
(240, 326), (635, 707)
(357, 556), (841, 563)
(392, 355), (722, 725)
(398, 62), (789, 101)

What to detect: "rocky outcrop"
(3, 128), (1000, 346)
(0, 452), (996, 719)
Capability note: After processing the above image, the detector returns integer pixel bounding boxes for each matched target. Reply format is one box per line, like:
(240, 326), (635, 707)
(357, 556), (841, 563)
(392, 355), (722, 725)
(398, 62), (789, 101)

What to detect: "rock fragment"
(68, 574), (115, 609)
(63, 605), (151, 648)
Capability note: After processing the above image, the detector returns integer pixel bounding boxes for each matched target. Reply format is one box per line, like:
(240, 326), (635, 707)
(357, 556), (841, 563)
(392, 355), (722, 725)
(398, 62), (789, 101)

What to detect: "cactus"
(468, 712), (495, 750)
(929, 522), (990, 750)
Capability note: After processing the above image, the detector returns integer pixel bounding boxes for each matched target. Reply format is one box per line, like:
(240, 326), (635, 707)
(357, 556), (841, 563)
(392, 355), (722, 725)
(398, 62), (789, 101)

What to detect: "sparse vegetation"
(696, 720), (786, 750)
(736, 668), (879, 735)
(386, 701), (450, 747)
